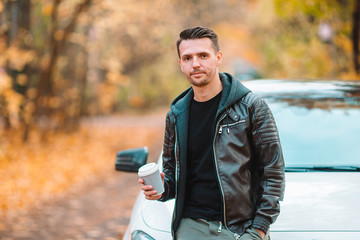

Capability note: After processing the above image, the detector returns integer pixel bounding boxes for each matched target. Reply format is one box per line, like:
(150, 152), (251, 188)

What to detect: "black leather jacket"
(159, 73), (285, 239)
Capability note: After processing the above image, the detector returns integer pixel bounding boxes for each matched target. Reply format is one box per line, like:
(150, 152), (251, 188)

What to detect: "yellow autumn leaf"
(0, 71), (12, 93)
(129, 95), (144, 108)
(54, 30), (65, 41)
(42, 4), (53, 16)
(26, 88), (37, 99)
(4, 89), (23, 113)
(49, 97), (61, 108)
(16, 74), (28, 86)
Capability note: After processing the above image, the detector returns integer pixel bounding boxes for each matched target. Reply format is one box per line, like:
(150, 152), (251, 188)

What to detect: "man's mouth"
(191, 71), (205, 76)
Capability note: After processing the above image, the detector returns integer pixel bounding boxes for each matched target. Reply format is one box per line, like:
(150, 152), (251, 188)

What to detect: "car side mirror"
(115, 147), (148, 172)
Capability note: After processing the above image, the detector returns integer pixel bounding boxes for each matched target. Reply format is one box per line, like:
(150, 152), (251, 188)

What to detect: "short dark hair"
(176, 26), (220, 58)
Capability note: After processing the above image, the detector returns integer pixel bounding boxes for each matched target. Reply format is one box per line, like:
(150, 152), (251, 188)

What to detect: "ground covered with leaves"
(0, 109), (167, 239)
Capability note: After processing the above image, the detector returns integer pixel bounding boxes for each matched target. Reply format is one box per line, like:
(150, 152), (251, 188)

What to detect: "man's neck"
(193, 76), (223, 102)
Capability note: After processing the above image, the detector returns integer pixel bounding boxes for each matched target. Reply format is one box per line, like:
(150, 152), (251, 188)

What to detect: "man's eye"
(202, 54), (208, 58)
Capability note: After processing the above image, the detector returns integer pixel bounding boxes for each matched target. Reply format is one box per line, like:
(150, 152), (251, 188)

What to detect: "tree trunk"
(35, 0), (91, 114)
(1, 1), (12, 129)
(1, 0), (31, 132)
(353, 0), (360, 74)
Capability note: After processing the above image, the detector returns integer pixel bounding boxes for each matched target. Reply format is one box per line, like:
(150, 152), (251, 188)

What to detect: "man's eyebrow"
(180, 54), (191, 59)
(181, 51), (210, 58)
(198, 51), (209, 55)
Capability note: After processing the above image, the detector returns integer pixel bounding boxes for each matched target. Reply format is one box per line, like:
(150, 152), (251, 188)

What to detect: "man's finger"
(145, 193), (162, 200)
(143, 189), (158, 196)
(138, 178), (145, 184)
(141, 185), (154, 191)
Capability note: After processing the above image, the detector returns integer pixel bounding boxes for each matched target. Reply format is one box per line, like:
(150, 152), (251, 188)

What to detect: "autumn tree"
(260, 0), (360, 78)
(1, 0), (92, 140)
(0, 0), (264, 142)
(0, 0), (33, 132)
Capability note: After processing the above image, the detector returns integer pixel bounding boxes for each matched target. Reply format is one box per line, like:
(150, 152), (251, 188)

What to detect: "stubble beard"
(188, 70), (216, 88)
(189, 76), (209, 87)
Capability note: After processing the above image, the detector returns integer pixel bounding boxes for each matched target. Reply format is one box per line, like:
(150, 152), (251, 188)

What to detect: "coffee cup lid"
(138, 162), (159, 177)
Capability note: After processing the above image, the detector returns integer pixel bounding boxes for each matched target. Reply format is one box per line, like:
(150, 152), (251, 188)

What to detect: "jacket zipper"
(213, 114), (227, 221)
(214, 113), (242, 240)
(218, 119), (246, 134)
(171, 119), (179, 237)
(213, 115), (229, 226)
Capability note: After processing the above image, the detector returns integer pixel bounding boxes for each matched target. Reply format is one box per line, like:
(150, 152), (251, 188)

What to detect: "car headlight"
(131, 230), (155, 240)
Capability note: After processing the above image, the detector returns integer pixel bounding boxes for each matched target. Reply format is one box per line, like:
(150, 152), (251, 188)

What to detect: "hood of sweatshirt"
(170, 72), (251, 117)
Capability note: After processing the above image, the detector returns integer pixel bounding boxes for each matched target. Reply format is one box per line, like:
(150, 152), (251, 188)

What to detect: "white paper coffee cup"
(138, 163), (164, 195)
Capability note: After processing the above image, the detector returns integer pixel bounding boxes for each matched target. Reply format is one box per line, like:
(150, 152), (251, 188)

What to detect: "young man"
(139, 26), (285, 240)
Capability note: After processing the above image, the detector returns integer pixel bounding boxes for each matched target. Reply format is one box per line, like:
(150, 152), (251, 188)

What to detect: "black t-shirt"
(183, 91), (222, 221)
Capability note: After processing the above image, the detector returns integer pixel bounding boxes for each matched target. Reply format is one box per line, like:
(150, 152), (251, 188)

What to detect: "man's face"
(178, 38), (222, 88)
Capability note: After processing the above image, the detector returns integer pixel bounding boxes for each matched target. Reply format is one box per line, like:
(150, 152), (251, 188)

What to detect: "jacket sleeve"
(158, 110), (176, 202)
(250, 97), (285, 233)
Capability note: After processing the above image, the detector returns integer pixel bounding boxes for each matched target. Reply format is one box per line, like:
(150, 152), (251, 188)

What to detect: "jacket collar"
(217, 72), (251, 115)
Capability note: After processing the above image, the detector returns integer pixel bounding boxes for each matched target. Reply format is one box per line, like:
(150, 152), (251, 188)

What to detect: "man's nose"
(192, 57), (200, 68)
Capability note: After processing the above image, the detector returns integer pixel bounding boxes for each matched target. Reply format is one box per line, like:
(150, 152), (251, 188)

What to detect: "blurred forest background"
(1, 0), (360, 227)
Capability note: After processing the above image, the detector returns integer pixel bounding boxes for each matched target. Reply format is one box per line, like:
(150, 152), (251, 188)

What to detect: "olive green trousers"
(175, 218), (270, 240)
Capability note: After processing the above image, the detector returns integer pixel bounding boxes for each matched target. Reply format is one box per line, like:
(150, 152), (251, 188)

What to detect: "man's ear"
(216, 51), (223, 66)
(178, 58), (184, 73)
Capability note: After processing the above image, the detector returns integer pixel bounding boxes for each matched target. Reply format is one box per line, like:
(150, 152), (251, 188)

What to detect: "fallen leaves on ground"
(0, 111), (166, 219)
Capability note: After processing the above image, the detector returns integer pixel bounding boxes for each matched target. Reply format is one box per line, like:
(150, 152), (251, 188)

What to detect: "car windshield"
(265, 95), (360, 170)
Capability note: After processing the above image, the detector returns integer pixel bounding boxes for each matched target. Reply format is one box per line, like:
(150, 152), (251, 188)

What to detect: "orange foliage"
(41, 4), (53, 16)
(0, 110), (167, 217)
(128, 95), (145, 108)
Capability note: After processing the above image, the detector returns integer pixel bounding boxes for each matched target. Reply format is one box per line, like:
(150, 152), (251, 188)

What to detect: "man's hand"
(254, 228), (265, 239)
(138, 172), (165, 200)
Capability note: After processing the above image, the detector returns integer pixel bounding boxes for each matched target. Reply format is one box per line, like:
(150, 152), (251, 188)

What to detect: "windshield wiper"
(285, 166), (360, 172)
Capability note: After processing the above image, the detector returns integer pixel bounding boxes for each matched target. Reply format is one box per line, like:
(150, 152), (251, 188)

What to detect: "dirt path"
(0, 110), (167, 240)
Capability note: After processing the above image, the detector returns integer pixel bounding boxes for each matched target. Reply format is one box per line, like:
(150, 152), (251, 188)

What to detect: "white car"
(116, 79), (360, 240)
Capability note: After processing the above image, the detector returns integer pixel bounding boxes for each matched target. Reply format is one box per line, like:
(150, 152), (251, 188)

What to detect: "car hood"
(272, 172), (360, 232)
(141, 172), (360, 232)
(141, 198), (174, 232)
